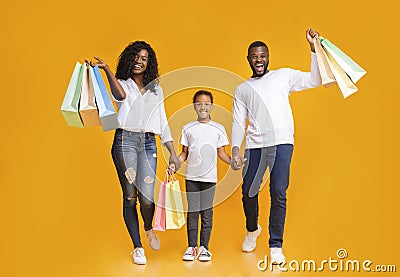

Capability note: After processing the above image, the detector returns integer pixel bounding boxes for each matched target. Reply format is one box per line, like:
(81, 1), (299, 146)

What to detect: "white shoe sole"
(133, 260), (147, 265)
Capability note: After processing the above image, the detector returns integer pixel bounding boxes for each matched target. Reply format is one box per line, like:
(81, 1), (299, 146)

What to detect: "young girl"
(178, 90), (231, 261)
(89, 41), (180, 265)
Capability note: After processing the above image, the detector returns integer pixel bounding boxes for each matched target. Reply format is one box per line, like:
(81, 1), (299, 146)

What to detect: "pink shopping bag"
(153, 171), (168, 231)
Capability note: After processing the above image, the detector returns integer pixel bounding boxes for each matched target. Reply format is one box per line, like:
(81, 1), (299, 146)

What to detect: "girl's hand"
(231, 154), (246, 170)
(231, 147), (246, 170)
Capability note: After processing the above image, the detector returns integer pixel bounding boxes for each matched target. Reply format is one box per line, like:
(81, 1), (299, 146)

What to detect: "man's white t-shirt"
(232, 53), (321, 149)
(180, 120), (229, 182)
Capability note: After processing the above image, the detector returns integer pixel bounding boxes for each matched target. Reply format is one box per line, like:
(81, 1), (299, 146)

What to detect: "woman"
(89, 41), (180, 265)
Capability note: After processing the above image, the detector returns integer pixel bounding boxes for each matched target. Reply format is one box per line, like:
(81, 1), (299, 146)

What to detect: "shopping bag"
(79, 64), (101, 127)
(323, 48), (358, 98)
(313, 37), (336, 88)
(154, 178), (167, 231)
(90, 66), (119, 132)
(165, 172), (185, 229)
(61, 62), (84, 128)
(320, 37), (366, 83)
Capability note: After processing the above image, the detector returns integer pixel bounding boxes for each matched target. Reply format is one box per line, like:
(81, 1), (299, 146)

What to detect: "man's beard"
(250, 61), (269, 77)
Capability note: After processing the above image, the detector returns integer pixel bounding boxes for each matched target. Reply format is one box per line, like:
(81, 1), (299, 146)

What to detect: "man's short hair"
(248, 41), (269, 55)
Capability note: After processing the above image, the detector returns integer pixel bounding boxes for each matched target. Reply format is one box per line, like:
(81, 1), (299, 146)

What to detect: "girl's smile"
(193, 94), (212, 123)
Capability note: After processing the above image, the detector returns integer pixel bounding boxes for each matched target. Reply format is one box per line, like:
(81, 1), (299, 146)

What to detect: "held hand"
(306, 28), (320, 52)
(168, 163), (176, 173)
(231, 154), (246, 171)
(168, 155), (182, 172)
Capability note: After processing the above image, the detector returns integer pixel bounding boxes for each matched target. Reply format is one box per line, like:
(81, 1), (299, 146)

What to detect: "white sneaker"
(197, 246), (212, 262)
(145, 229), (160, 250)
(270, 247), (285, 264)
(182, 246), (197, 261)
(242, 224), (262, 252)
(132, 247), (147, 265)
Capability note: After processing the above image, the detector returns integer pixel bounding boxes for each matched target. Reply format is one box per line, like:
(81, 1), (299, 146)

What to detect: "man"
(231, 28), (321, 264)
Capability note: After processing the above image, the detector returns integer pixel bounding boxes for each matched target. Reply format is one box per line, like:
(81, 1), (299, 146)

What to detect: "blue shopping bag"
(90, 66), (119, 132)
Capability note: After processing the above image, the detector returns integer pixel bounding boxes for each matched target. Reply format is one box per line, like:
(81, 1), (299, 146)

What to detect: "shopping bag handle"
(165, 167), (177, 183)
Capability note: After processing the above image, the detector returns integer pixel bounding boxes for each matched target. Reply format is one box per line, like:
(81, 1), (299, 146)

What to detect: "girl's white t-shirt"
(180, 120), (229, 182)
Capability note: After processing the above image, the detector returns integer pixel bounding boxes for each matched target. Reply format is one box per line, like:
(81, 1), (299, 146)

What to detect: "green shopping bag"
(61, 62), (84, 128)
(319, 37), (366, 84)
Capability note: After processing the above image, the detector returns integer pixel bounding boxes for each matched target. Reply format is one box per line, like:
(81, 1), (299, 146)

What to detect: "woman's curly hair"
(115, 41), (159, 91)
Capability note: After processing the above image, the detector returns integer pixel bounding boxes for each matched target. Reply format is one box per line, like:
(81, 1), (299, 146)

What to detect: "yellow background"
(1, 0), (399, 276)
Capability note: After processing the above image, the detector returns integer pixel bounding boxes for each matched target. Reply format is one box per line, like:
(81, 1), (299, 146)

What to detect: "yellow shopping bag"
(165, 172), (185, 229)
(324, 49), (358, 98)
(313, 37), (336, 88)
(79, 63), (101, 126)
